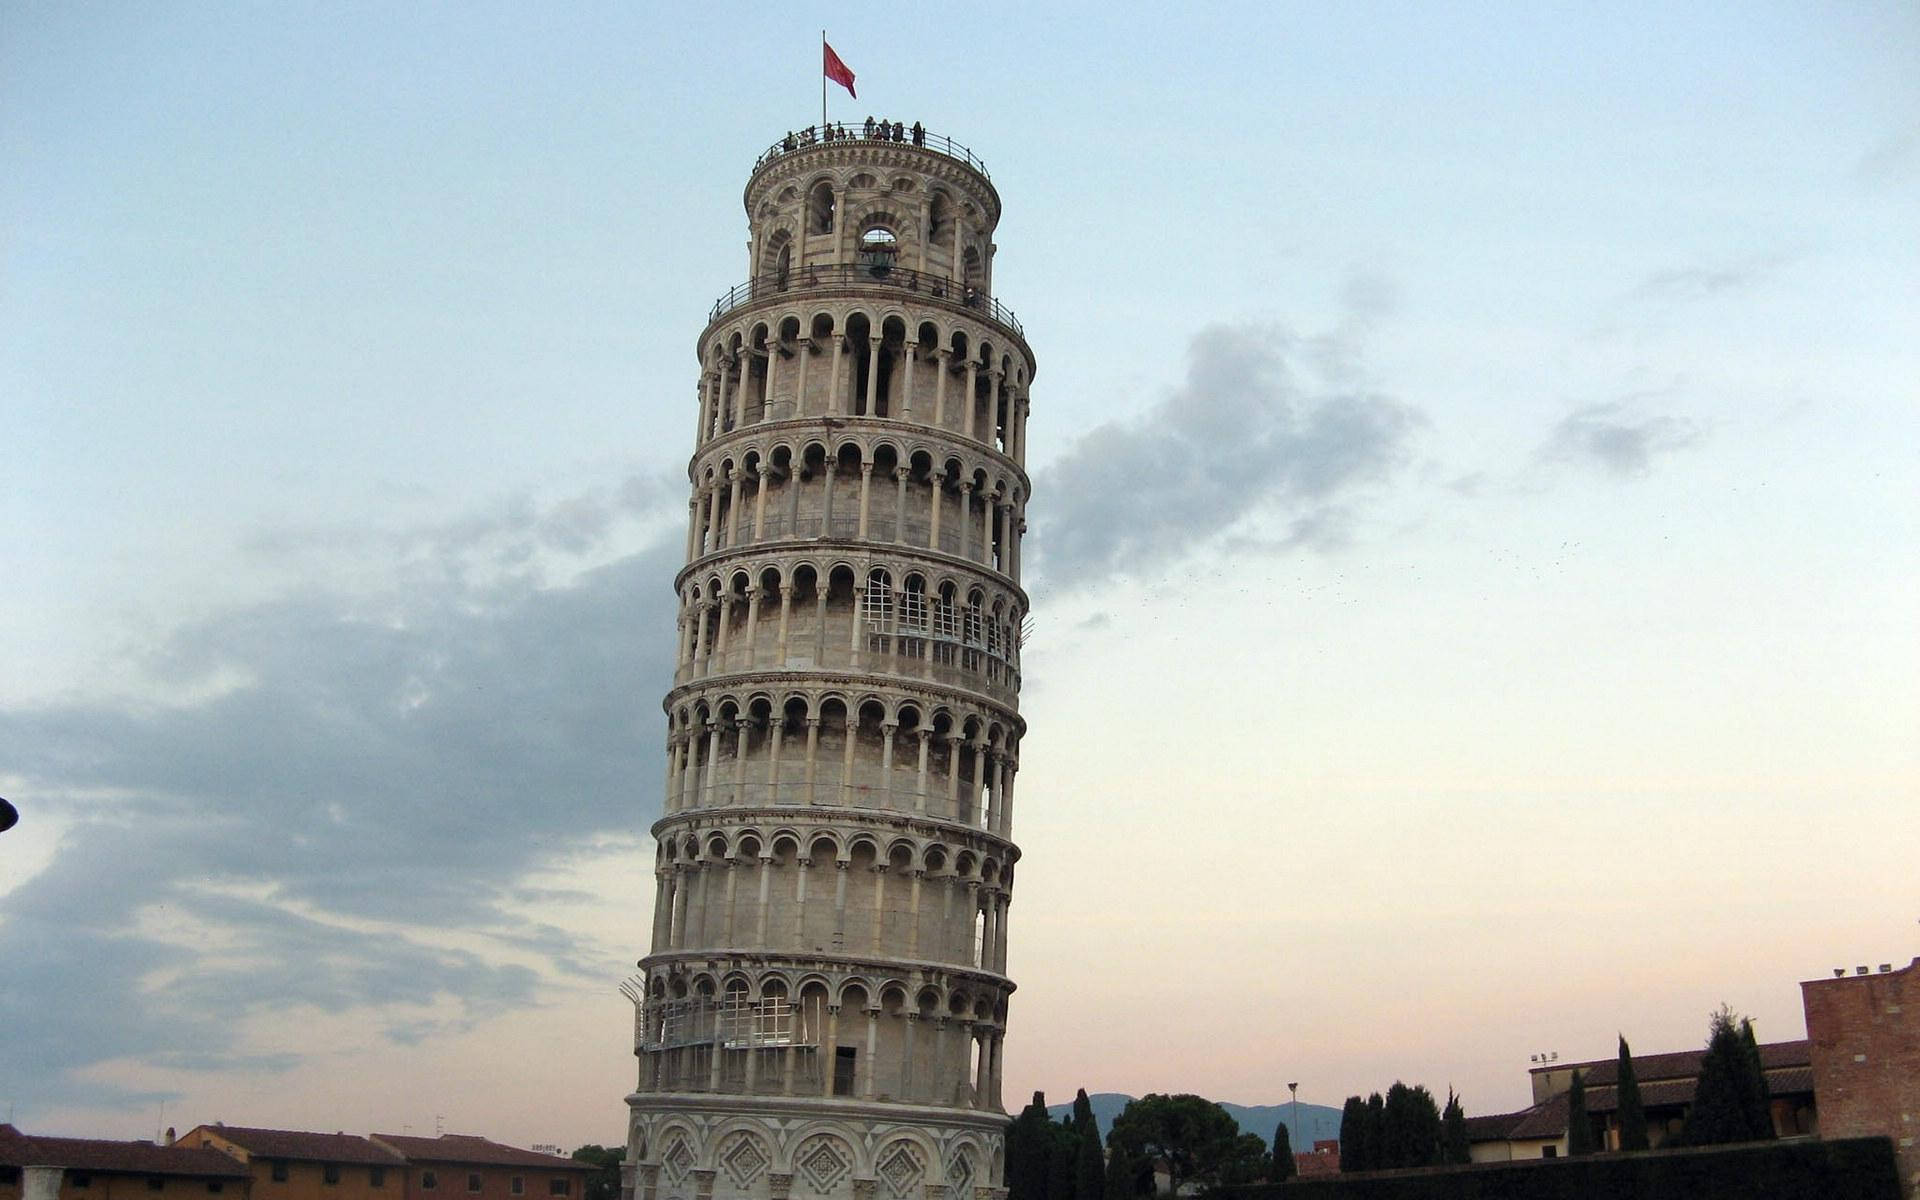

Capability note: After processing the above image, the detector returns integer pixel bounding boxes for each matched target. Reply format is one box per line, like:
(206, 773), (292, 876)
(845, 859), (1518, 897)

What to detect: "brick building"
(1803, 957), (1920, 1198)
(0, 1125), (250, 1200)
(366, 1135), (588, 1200)
(176, 1127), (403, 1200)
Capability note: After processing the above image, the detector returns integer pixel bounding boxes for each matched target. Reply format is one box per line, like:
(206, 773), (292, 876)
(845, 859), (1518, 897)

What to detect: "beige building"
(622, 123), (1035, 1200)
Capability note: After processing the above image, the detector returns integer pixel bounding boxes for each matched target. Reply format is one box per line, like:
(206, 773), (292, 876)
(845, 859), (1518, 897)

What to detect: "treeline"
(1008, 1090), (1294, 1200)
(1335, 1086), (1470, 1172)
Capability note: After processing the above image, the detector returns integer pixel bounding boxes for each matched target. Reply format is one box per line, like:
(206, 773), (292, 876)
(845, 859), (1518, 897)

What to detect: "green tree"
(1683, 1006), (1773, 1145)
(1615, 1036), (1649, 1152)
(1105, 1094), (1242, 1195)
(1101, 1138), (1142, 1200)
(1565, 1071), (1598, 1156)
(1217, 1134), (1267, 1186)
(1008, 1092), (1053, 1200)
(1364, 1093), (1386, 1171)
(1740, 1019), (1775, 1140)
(1071, 1091), (1105, 1200)
(1337, 1097), (1365, 1173)
(1381, 1082), (1441, 1168)
(1046, 1118), (1078, 1200)
(1270, 1120), (1295, 1182)
(569, 1146), (622, 1200)
(1440, 1090), (1470, 1165)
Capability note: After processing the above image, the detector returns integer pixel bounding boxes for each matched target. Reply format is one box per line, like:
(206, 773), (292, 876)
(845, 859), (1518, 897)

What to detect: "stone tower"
(623, 123), (1033, 1200)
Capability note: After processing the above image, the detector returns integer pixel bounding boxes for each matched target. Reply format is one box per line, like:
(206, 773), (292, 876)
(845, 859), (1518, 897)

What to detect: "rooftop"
(187, 1125), (404, 1166)
(0, 1126), (249, 1177)
(369, 1135), (589, 1171)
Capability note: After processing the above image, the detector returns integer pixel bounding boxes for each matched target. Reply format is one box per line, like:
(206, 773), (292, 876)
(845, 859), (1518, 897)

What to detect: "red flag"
(823, 42), (856, 98)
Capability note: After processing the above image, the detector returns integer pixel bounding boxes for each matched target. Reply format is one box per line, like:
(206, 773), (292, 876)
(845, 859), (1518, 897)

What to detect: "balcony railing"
(708, 263), (1022, 338)
(750, 123), (991, 180)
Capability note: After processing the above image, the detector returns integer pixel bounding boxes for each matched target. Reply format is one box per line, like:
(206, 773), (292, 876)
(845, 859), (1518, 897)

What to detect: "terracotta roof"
(195, 1126), (404, 1166)
(0, 1127), (248, 1177)
(370, 1135), (589, 1171)
(1532, 1039), (1811, 1087)
(1461, 1112), (1529, 1142)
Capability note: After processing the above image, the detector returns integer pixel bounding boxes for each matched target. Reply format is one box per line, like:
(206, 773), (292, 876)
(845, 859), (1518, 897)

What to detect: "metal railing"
(708, 262), (1023, 337)
(673, 640), (1021, 707)
(750, 124), (991, 180)
(667, 779), (997, 829)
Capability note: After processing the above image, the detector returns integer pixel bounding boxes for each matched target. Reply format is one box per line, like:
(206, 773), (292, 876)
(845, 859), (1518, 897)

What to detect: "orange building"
(1, 1125), (251, 1200)
(367, 1136), (589, 1200)
(175, 1127), (402, 1200)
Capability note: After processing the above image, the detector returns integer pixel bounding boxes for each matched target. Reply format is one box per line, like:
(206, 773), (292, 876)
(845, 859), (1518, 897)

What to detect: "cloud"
(1625, 256), (1786, 304)
(0, 523), (681, 1114)
(1539, 403), (1704, 478)
(1028, 322), (1422, 591)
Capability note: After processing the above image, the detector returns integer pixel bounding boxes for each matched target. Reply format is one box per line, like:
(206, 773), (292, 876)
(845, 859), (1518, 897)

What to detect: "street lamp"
(1288, 1082), (1299, 1159)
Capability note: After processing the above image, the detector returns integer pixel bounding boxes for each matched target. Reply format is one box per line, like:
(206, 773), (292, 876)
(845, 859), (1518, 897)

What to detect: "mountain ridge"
(1041, 1092), (1343, 1150)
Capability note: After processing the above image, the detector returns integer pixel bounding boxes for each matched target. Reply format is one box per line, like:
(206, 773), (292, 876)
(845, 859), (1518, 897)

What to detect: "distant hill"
(1041, 1093), (1343, 1150)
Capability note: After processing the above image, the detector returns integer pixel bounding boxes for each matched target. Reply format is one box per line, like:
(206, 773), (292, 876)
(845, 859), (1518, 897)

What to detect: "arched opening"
(808, 181), (835, 234)
(858, 226), (898, 277)
(844, 312), (875, 415)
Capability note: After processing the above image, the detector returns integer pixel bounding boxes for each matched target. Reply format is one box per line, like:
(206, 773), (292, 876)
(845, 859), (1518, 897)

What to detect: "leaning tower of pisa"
(622, 123), (1033, 1200)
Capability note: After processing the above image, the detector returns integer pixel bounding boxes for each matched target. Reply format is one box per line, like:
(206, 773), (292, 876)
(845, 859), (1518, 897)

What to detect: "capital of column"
(767, 1176), (794, 1200)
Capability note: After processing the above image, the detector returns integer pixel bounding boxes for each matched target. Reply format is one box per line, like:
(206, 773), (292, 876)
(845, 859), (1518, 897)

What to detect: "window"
(271, 1163), (290, 1184)
(468, 1174), (482, 1193)
(371, 1169), (386, 1188)
(72, 1175), (93, 1189)
(1541, 1146), (1557, 1159)
(323, 1165), (341, 1186)
(207, 1185), (224, 1194)
(833, 1046), (857, 1096)
(511, 1179), (524, 1196)
(148, 1179), (166, 1192)
(422, 1172), (438, 1191)
(0, 1170), (21, 1187)
(548, 1182), (571, 1196)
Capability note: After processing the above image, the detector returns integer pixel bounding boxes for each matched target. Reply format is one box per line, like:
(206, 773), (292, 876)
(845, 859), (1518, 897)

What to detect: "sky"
(4, 0), (1918, 1151)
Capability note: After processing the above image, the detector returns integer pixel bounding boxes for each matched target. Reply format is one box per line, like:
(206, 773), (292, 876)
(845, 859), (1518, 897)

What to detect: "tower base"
(623, 1093), (1006, 1200)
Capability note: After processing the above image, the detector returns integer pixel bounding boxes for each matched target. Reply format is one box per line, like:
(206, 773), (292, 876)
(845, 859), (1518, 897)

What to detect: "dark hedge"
(1208, 1136), (1900, 1200)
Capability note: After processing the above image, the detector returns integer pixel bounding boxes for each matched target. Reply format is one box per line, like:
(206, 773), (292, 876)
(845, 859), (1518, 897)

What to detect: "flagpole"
(821, 30), (827, 131)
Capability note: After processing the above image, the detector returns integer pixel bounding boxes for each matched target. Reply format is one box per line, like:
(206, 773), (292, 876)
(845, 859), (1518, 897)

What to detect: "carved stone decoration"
(718, 1132), (771, 1189)
(876, 1142), (925, 1199)
(794, 1135), (854, 1195)
(662, 1137), (697, 1186)
(944, 1152), (973, 1196)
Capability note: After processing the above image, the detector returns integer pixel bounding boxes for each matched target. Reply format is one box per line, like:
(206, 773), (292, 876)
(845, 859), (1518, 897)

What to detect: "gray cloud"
(1027, 323), (1422, 591)
(1626, 255), (1787, 305)
(0, 526), (681, 1116)
(1539, 403), (1704, 478)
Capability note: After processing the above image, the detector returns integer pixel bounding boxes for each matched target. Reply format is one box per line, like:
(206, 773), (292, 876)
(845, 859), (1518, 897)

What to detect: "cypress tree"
(1270, 1121), (1294, 1182)
(1685, 1006), (1763, 1146)
(1047, 1117), (1078, 1200)
(1440, 1090), (1470, 1165)
(1564, 1070), (1598, 1156)
(1008, 1092), (1052, 1200)
(1072, 1089), (1098, 1138)
(1073, 1092), (1105, 1200)
(1615, 1036), (1650, 1151)
(1364, 1092), (1386, 1172)
(1337, 1097), (1365, 1173)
